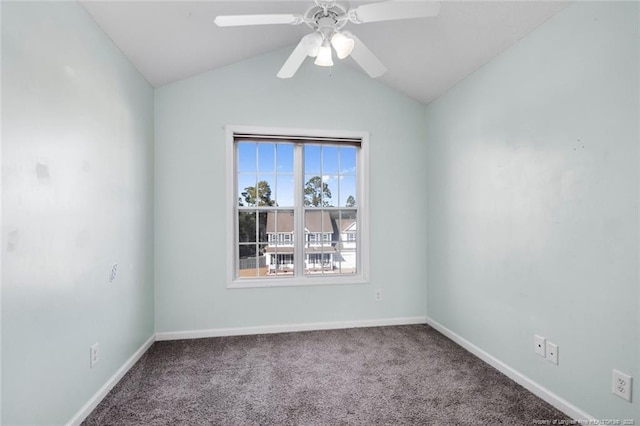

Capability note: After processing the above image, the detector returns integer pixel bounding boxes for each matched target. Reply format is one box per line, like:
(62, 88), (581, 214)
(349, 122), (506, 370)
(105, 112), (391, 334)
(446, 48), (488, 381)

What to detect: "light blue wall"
(1, 2), (155, 424)
(424, 1), (638, 421)
(154, 49), (426, 333)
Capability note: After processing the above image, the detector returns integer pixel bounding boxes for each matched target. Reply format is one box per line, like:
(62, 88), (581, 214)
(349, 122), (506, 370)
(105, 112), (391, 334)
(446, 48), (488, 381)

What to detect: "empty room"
(2, 0), (638, 424)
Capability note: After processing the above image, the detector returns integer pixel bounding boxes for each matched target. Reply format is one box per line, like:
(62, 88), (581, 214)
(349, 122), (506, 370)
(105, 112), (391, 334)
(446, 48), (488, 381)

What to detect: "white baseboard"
(155, 316), (427, 341)
(425, 316), (594, 422)
(67, 334), (156, 426)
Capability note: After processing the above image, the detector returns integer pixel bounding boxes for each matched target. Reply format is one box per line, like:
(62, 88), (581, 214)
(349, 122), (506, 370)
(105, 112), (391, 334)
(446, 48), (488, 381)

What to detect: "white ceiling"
(80, 1), (568, 104)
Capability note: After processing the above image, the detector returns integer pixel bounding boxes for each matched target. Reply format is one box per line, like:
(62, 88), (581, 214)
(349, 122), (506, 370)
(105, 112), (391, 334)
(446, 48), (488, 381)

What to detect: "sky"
(237, 142), (357, 207)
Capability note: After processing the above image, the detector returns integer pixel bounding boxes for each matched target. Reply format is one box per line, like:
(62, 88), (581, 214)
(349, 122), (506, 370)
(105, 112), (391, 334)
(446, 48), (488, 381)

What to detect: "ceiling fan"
(214, 0), (441, 79)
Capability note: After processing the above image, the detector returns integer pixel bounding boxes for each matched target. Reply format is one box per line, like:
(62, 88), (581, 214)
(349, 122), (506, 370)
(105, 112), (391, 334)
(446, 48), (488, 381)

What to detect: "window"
(226, 126), (369, 287)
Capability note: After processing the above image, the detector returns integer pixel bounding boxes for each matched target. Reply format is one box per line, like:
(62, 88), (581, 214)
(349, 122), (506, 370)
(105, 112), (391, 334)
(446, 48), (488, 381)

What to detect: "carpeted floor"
(83, 324), (570, 425)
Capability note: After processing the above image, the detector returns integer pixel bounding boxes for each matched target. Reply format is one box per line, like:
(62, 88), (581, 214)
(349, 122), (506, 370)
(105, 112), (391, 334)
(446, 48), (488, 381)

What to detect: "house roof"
(338, 218), (357, 233)
(266, 211), (333, 234)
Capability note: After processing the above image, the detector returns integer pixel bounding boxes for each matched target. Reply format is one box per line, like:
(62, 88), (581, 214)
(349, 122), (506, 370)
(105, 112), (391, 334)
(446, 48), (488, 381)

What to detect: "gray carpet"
(83, 325), (570, 425)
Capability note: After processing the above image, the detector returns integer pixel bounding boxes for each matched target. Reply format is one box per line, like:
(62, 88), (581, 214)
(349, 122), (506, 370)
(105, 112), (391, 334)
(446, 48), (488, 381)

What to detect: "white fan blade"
(349, 1), (441, 24)
(277, 37), (309, 79)
(214, 14), (302, 27)
(348, 34), (387, 78)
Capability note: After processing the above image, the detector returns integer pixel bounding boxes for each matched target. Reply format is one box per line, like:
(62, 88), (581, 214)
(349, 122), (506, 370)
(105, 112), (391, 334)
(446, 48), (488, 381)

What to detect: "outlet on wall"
(546, 341), (558, 365)
(534, 335), (546, 357)
(90, 343), (99, 368)
(613, 369), (632, 402)
(374, 289), (382, 302)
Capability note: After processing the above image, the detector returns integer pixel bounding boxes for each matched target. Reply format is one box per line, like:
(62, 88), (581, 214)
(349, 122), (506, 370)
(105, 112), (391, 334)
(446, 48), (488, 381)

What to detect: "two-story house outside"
(264, 211), (356, 274)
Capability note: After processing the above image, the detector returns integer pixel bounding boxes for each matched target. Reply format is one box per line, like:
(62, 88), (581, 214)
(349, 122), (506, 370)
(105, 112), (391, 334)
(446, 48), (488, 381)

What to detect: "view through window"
(235, 138), (360, 280)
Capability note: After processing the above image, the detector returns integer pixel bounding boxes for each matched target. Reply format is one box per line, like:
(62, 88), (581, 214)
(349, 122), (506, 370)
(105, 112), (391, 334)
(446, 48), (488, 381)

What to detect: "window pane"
(304, 210), (336, 276)
(334, 249), (357, 274)
(335, 210), (357, 243)
(238, 243), (258, 278)
(237, 174), (256, 206)
(249, 174), (275, 206)
(340, 146), (356, 175)
(237, 142), (256, 173)
(305, 174), (333, 207)
(265, 210), (294, 276)
(258, 243), (268, 277)
(276, 143), (294, 173)
(304, 144), (321, 174)
(339, 175), (357, 207)
(258, 211), (268, 243)
(332, 210), (357, 275)
(275, 174), (294, 207)
(324, 175), (339, 206)
(264, 210), (293, 243)
(257, 143), (275, 173)
(322, 145), (339, 174)
(238, 211), (257, 242)
(305, 210), (333, 241)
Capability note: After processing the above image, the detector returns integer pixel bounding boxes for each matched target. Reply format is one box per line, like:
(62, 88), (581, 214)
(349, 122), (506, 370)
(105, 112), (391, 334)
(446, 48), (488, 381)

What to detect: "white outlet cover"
(546, 342), (558, 365)
(90, 343), (99, 368)
(534, 335), (546, 357)
(613, 369), (632, 402)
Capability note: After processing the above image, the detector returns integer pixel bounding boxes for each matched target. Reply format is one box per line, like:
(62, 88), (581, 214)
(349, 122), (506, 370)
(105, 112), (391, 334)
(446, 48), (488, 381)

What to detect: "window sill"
(227, 275), (369, 289)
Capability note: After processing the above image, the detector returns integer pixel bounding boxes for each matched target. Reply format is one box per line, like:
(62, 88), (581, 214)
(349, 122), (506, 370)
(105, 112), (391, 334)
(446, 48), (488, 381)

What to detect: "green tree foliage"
(242, 181), (275, 207)
(346, 195), (356, 207)
(238, 181), (272, 258)
(304, 176), (332, 207)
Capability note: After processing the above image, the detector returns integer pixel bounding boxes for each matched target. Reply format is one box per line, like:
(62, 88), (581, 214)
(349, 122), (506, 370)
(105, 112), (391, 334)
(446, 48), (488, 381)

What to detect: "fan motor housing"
(304, 3), (348, 30)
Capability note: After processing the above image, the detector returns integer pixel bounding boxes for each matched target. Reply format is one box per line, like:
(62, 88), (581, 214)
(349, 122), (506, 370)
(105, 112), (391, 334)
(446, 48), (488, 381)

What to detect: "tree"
(346, 195), (356, 207)
(242, 181), (275, 207)
(239, 181), (272, 253)
(304, 176), (332, 207)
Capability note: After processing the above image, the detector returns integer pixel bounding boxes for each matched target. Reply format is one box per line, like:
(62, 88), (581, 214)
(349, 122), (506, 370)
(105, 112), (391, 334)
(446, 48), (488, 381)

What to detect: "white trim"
(225, 125), (235, 287)
(425, 317), (595, 422)
(67, 335), (156, 426)
(227, 124), (368, 141)
(358, 131), (370, 283)
(228, 275), (369, 289)
(155, 316), (427, 341)
(225, 124), (370, 287)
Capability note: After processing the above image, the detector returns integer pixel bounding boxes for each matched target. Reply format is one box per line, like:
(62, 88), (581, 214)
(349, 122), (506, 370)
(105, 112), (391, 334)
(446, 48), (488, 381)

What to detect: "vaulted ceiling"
(80, 1), (568, 104)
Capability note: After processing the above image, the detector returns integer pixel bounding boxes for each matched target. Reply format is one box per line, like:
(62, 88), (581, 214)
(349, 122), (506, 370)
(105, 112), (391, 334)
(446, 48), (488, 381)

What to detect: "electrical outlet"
(90, 343), (99, 368)
(546, 342), (558, 365)
(374, 289), (382, 302)
(613, 369), (632, 402)
(534, 335), (546, 357)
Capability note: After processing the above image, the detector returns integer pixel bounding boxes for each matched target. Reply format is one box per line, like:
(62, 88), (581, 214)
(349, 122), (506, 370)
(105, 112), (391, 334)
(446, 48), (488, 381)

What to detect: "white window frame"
(226, 125), (370, 288)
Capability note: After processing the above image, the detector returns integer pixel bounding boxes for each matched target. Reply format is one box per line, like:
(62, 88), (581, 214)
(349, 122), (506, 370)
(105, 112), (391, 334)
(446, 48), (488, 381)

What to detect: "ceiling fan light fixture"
(331, 31), (355, 59)
(314, 44), (334, 67)
(303, 32), (323, 57)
